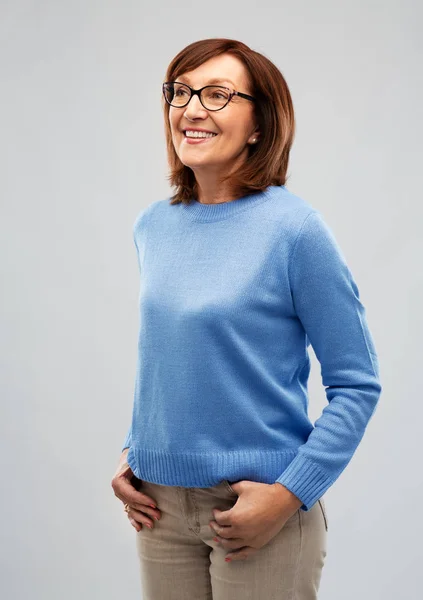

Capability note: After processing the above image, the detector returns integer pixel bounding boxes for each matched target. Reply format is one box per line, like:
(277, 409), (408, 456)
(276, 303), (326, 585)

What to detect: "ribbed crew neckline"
(179, 185), (281, 222)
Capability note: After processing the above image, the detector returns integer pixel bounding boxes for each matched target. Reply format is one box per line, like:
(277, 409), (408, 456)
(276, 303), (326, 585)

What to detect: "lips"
(183, 133), (218, 144)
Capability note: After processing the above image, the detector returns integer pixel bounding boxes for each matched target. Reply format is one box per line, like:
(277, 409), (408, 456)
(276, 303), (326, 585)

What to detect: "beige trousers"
(134, 478), (328, 599)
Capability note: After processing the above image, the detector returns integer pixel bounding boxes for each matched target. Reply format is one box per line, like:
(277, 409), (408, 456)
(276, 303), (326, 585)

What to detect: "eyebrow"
(177, 76), (236, 87)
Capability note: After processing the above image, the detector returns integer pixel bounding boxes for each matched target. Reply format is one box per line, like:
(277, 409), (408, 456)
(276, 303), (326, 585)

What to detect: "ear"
(249, 127), (260, 144)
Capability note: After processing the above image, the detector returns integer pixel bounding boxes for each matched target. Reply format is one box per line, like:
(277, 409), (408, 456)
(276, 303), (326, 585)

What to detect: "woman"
(111, 38), (382, 599)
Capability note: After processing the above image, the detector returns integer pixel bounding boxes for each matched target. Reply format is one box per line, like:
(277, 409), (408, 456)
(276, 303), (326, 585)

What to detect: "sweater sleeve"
(275, 210), (382, 511)
(122, 426), (132, 452)
(121, 216), (143, 453)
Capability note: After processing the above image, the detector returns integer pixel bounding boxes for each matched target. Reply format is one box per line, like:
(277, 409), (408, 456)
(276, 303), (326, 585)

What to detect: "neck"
(195, 179), (235, 205)
(191, 154), (248, 204)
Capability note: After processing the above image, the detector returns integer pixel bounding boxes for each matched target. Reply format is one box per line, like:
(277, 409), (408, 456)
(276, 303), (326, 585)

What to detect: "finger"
(225, 547), (257, 562)
(127, 506), (155, 529)
(213, 535), (246, 550)
(209, 520), (236, 537)
(212, 507), (233, 526)
(128, 498), (161, 519)
(128, 516), (142, 532)
(115, 477), (159, 512)
(118, 495), (160, 521)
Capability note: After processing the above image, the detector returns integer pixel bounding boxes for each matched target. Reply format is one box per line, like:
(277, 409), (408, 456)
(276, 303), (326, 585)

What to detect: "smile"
(183, 132), (218, 144)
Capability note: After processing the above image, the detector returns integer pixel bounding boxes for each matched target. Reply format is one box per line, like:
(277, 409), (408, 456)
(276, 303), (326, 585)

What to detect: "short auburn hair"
(162, 38), (296, 206)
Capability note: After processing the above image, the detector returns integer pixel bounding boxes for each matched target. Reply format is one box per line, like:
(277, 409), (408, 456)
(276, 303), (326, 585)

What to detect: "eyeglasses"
(162, 81), (256, 111)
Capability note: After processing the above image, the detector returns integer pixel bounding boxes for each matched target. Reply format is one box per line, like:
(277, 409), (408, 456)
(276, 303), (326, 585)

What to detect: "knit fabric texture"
(122, 185), (382, 511)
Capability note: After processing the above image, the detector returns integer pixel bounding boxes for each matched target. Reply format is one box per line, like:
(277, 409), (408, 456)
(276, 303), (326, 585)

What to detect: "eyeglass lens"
(163, 83), (230, 110)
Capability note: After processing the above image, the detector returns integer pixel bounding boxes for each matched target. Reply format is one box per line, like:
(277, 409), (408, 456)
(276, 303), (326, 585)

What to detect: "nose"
(183, 93), (208, 120)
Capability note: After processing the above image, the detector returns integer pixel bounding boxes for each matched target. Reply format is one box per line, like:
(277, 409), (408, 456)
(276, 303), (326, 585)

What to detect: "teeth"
(185, 131), (217, 138)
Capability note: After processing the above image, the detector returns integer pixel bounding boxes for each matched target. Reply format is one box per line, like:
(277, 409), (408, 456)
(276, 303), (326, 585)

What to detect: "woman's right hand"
(111, 449), (161, 531)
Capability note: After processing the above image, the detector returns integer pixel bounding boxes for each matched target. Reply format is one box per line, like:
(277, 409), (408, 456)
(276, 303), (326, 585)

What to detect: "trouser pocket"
(223, 480), (238, 495)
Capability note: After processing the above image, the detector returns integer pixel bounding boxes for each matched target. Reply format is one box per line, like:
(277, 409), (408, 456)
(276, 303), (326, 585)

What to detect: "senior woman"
(111, 37), (382, 599)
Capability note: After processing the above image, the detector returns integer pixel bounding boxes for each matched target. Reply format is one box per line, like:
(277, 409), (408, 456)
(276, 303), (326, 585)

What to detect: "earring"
(252, 137), (257, 143)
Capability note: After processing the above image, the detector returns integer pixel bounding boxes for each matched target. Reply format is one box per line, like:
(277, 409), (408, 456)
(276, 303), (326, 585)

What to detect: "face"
(167, 53), (260, 180)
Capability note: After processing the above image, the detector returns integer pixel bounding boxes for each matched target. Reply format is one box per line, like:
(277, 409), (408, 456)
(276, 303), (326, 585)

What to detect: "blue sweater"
(122, 185), (382, 511)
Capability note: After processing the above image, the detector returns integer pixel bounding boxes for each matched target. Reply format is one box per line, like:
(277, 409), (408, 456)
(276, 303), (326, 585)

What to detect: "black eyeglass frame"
(162, 81), (256, 111)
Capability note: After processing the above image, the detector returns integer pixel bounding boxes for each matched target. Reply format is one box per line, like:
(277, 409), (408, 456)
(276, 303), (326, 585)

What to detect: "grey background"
(1, 1), (421, 598)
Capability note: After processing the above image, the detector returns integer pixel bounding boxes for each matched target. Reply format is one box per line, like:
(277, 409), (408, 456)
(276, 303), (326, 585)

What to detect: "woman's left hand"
(209, 480), (303, 562)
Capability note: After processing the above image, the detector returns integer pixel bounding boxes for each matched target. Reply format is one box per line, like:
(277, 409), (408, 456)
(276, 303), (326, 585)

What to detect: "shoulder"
(265, 187), (345, 262)
(133, 198), (168, 235)
(265, 185), (321, 235)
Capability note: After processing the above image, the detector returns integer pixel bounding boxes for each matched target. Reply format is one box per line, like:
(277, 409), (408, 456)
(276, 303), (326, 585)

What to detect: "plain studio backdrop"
(0, 1), (421, 599)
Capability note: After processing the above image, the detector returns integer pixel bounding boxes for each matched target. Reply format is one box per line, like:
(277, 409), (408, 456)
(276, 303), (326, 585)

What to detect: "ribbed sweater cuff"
(275, 454), (334, 511)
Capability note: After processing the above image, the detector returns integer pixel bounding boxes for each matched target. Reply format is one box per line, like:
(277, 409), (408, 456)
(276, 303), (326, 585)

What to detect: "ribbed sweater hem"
(127, 444), (332, 510)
